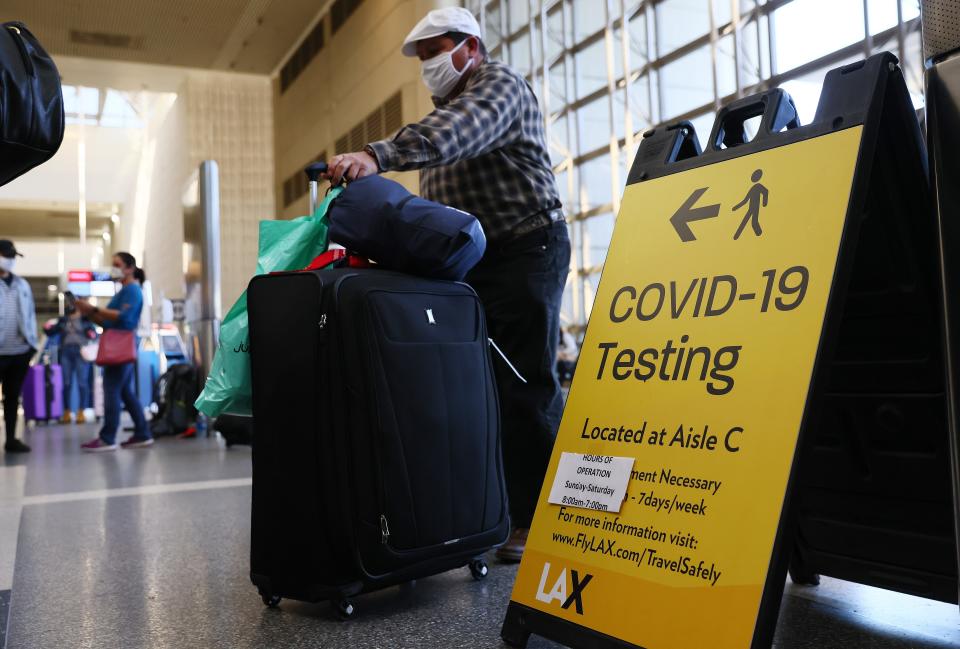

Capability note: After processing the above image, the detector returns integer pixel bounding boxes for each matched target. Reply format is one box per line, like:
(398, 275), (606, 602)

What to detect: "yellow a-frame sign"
(502, 52), (960, 649)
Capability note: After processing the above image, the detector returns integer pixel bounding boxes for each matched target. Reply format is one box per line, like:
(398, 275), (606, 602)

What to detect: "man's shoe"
(496, 527), (528, 563)
(4, 439), (30, 453)
(121, 436), (154, 449)
(81, 438), (118, 453)
(76, 411), (87, 424)
(60, 411), (73, 424)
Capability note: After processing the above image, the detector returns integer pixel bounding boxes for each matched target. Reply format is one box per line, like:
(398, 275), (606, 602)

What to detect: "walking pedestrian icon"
(733, 169), (769, 239)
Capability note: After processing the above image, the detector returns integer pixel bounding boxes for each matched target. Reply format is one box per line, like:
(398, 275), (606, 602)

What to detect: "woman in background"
(75, 252), (151, 452)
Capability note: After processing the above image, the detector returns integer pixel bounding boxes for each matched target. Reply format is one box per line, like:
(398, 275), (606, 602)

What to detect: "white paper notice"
(547, 452), (635, 513)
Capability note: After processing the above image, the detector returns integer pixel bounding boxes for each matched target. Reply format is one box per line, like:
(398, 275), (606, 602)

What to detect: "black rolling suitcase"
(247, 261), (510, 617)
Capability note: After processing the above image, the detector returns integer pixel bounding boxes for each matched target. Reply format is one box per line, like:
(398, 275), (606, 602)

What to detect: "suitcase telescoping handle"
(304, 162), (328, 215)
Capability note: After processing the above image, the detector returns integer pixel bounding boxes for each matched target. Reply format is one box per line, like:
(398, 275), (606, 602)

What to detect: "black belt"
(512, 208), (565, 238)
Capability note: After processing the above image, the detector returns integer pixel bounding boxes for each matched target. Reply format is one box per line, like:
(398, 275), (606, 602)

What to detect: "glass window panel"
(584, 272), (602, 318)
(716, 34), (737, 99)
(577, 97), (612, 154)
(548, 61), (569, 108)
(659, 46), (714, 119)
(575, 38), (610, 100)
(901, 0), (920, 22)
(486, 3), (504, 50)
(627, 8), (649, 62)
(579, 153), (613, 210)
(612, 93), (626, 140)
(866, 0), (919, 35)
(509, 0), (530, 33)
(561, 280), (575, 327)
(773, 0), (864, 73)
(512, 32), (532, 73)
(759, 13), (771, 78)
(61, 84), (77, 113)
(550, 115), (573, 167)
(656, 0), (710, 55)
(100, 90), (142, 128)
(546, 6), (566, 60)
(779, 56), (859, 125)
(65, 86), (100, 116)
(715, 0), (732, 27)
(739, 19), (762, 88)
(555, 169), (569, 206)
(557, 165), (580, 213)
(867, 0), (899, 34)
(573, 0), (607, 42)
(611, 28), (626, 80)
(628, 75), (654, 131)
(903, 29), (924, 110)
(689, 111), (715, 152)
(583, 212), (614, 268)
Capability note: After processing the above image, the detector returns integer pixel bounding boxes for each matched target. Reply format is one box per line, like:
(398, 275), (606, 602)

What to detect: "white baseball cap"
(401, 7), (483, 57)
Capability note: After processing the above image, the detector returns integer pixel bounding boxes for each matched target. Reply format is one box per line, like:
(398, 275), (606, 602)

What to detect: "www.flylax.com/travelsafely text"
(551, 530), (722, 586)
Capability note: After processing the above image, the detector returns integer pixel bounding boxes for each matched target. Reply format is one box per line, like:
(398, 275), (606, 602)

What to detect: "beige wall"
(274, 0), (457, 220)
(120, 72), (274, 312)
(183, 74), (275, 308)
(123, 93), (187, 306)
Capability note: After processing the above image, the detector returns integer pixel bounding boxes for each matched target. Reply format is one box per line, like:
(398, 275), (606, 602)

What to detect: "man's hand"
(325, 151), (379, 184)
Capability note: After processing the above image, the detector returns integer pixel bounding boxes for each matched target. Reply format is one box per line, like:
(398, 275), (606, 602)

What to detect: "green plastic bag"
(195, 187), (343, 418)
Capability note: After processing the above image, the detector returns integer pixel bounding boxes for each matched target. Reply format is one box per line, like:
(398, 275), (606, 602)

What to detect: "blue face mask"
(0, 257), (14, 273)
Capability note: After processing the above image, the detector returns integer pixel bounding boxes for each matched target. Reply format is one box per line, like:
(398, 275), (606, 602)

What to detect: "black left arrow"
(670, 187), (721, 242)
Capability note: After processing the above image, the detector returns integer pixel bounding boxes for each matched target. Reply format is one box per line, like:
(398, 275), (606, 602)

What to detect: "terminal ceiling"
(0, 0), (322, 73)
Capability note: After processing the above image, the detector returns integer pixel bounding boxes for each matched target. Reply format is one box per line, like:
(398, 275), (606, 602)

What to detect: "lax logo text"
(535, 562), (593, 615)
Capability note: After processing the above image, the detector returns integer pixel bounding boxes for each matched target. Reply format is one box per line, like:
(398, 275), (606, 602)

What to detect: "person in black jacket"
(44, 294), (97, 423)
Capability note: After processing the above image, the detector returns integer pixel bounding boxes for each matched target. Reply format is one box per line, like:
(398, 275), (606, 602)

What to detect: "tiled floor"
(1, 421), (958, 649)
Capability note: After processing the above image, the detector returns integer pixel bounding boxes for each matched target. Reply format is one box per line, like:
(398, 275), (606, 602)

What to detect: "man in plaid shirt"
(328, 7), (570, 562)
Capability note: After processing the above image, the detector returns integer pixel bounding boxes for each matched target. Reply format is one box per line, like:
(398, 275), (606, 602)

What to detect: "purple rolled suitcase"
(22, 363), (64, 422)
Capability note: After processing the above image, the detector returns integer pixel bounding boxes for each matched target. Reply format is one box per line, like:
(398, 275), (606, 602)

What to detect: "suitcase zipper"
(333, 274), (394, 551)
(380, 514), (390, 544)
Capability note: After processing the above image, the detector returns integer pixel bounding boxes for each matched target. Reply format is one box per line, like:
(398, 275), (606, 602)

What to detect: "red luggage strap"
(269, 249), (372, 275)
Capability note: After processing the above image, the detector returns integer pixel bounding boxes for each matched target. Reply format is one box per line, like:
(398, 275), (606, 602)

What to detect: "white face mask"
(421, 39), (473, 99)
(109, 266), (124, 280)
(0, 257), (14, 273)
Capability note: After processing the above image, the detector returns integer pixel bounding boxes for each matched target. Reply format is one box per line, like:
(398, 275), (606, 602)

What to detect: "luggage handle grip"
(304, 161), (328, 183)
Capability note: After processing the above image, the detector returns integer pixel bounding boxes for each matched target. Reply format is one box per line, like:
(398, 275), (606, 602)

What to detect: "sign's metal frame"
(501, 51), (960, 649)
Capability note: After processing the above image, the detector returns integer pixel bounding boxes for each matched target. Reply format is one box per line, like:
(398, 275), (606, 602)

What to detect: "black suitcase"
(247, 267), (510, 617)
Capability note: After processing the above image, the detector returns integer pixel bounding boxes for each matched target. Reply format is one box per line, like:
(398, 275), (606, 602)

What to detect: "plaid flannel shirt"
(367, 59), (561, 243)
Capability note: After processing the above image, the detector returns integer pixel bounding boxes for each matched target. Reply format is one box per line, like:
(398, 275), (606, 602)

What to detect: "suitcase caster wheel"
(260, 592), (281, 608)
(335, 599), (356, 620)
(469, 559), (489, 581)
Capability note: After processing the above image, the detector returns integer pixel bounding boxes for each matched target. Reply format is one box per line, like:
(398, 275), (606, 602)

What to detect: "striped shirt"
(367, 59), (561, 243)
(0, 276), (30, 356)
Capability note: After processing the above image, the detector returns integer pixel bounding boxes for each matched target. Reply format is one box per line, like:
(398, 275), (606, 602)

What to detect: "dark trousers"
(61, 345), (91, 412)
(99, 362), (149, 445)
(466, 221), (571, 528)
(0, 351), (32, 441)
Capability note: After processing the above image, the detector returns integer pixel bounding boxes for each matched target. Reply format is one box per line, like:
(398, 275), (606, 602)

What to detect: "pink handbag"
(95, 329), (136, 366)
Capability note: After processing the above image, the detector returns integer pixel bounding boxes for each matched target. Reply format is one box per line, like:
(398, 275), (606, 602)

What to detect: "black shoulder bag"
(0, 22), (64, 186)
